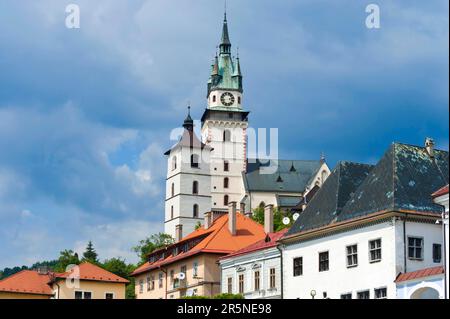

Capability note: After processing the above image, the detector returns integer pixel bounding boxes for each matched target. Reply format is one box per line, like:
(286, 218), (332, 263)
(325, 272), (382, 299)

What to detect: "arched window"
(172, 156), (177, 170)
(224, 177), (229, 189)
(212, 95), (216, 103)
(171, 183), (175, 197)
(224, 161), (229, 172)
(193, 204), (199, 218)
(193, 181), (199, 194)
(223, 130), (231, 142)
(171, 206), (174, 219)
(224, 195), (229, 206)
(238, 96), (241, 104)
(191, 154), (199, 168)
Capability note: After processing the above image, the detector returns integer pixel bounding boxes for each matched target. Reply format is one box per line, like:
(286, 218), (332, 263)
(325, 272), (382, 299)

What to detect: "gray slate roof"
(338, 143), (449, 221)
(285, 143), (449, 238)
(286, 161), (373, 236)
(243, 159), (323, 193)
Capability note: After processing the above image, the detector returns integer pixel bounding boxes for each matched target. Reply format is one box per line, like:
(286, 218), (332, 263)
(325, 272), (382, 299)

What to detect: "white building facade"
(281, 217), (444, 299)
(280, 142), (449, 299)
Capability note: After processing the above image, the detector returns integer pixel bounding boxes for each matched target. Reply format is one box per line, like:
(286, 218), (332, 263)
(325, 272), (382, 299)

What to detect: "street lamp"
(310, 290), (316, 299)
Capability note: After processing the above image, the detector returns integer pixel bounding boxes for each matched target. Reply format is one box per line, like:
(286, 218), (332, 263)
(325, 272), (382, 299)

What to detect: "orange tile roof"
(395, 266), (444, 283)
(0, 262), (128, 297)
(132, 213), (266, 276)
(432, 184), (449, 198)
(53, 262), (129, 284)
(220, 228), (289, 260)
(0, 270), (53, 296)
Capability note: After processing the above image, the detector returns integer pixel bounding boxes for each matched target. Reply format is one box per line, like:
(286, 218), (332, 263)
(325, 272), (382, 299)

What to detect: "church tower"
(201, 12), (249, 212)
(164, 108), (212, 240)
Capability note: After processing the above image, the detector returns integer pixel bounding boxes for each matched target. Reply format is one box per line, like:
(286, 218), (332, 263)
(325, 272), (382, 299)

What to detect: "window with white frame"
(75, 291), (92, 299)
(238, 274), (245, 294)
(193, 261), (198, 278)
(254, 270), (260, 291)
(105, 292), (114, 299)
(293, 257), (303, 276)
(408, 237), (424, 260)
(369, 239), (382, 262)
(319, 251), (329, 272)
(346, 244), (358, 267)
(159, 272), (163, 288)
(433, 243), (442, 263)
(357, 290), (370, 299)
(374, 287), (387, 299)
(269, 268), (276, 289)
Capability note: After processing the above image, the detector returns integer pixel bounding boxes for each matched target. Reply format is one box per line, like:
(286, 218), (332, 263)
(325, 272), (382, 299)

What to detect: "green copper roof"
(208, 13), (243, 96)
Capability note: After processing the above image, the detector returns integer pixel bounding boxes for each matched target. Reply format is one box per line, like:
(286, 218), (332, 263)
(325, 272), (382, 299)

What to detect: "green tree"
(101, 257), (137, 299)
(133, 233), (175, 265)
(82, 241), (98, 263)
(54, 250), (80, 272)
(251, 207), (293, 232)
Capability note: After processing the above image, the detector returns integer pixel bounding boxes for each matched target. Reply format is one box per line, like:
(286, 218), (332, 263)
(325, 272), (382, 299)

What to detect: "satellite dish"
(178, 272), (186, 280)
(293, 213), (300, 221)
(282, 217), (290, 225)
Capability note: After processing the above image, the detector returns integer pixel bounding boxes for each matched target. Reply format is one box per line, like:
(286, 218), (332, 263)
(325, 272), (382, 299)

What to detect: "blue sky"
(0, 0), (448, 268)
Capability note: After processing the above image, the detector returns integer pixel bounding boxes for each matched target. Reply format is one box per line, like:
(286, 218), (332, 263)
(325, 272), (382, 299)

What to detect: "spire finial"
(321, 151), (326, 162)
(224, 0), (227, 21)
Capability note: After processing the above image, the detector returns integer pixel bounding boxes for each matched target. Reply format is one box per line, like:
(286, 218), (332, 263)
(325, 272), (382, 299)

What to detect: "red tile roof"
(0, 270), (53, 296)
(220, 228), (289, 260)
(131, 213), (266, 276)
(52, 262), (129, 284)
(0, 262), (128, 296)
(395, 266), (444, 283)
(432, 185), (449, 198)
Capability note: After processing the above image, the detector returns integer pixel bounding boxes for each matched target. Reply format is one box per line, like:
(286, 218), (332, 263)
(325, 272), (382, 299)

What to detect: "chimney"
(425, 137), (435, 158)
(204, 212), (212, 230)
(264, 204), (274, 234)
(175, 224), (183, 242)
(228, 201), (237, 236)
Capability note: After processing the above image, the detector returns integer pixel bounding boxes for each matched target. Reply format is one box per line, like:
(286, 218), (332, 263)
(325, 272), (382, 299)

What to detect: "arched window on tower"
(172, 156), (177, 170)
(212, 95), (216, 103)
(171, 183), (175, 197)
(171, 206), (174, 219)
(224, 177), (229, 189)
(191, 154), (199, 168)
(193, 181), (199, 194)
(224, 195), (229, 206)
(238, 96), (241, 104)
(321, 170), (328, 184)
(224, 161), (229, 172)
(223, 130), (231, 142)
(193, 204), (199, 218)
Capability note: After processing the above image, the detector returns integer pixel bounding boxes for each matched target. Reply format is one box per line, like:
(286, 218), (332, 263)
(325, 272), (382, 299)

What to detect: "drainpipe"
(403, 215), (407, 273)
(276, 244), (284, 299)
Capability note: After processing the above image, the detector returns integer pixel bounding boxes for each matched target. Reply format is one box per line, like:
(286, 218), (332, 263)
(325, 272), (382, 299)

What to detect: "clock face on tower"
(220, 92), (235, 106)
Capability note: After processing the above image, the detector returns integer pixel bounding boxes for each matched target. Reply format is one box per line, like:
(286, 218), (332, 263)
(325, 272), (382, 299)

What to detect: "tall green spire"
(219, 12), (231, 55)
